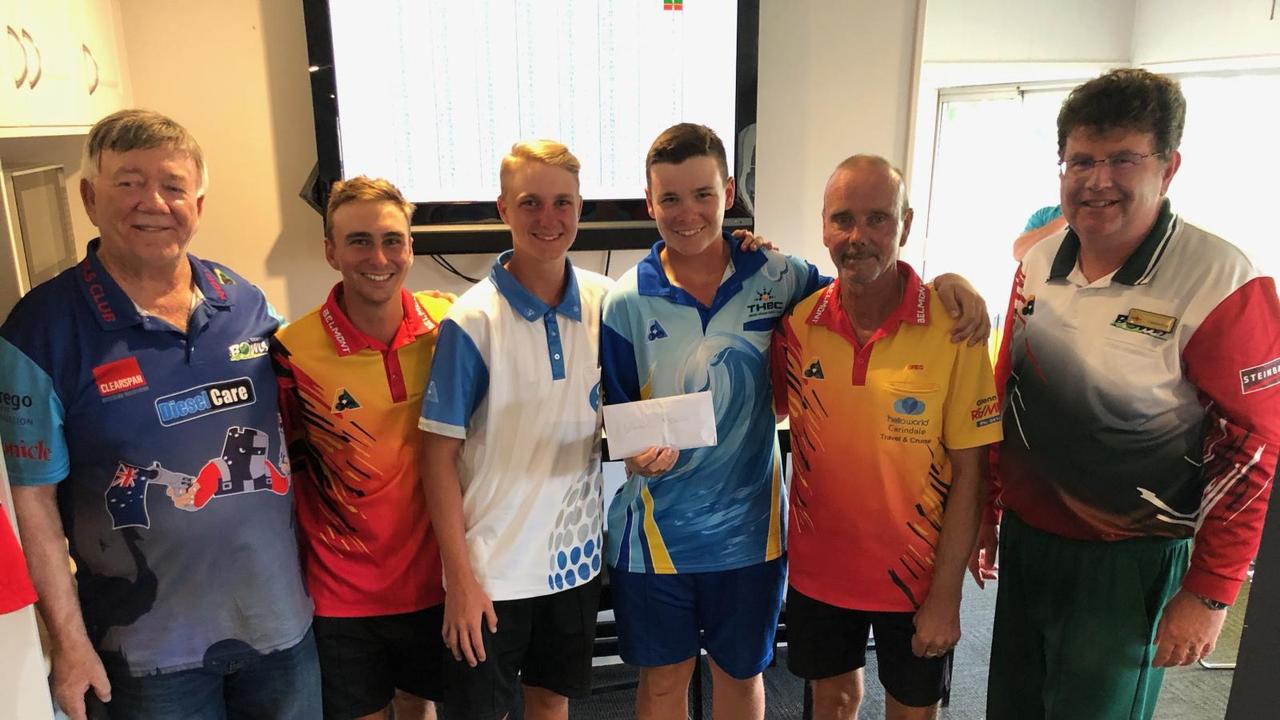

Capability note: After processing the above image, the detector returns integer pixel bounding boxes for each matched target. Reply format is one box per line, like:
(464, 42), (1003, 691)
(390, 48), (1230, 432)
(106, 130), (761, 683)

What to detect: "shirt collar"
(636, 231), (768, 298)
(489, 250), (583, 322)
(75, 238), (230, 331)
(805, 262), (929, 344)
(1049, 198), (1177, 286)
(319, 284), (439, 356)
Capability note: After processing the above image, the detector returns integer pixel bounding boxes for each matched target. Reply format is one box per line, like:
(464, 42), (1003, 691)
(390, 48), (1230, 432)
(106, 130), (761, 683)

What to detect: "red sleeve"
(0, 503), (37, 614)
(985, 264), (1026, 525)
(1181, 276), (1280, 604)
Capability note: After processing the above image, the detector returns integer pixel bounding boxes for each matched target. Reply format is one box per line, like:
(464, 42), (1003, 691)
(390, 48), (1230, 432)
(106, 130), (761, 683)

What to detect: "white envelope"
(602, 391), (718, 459)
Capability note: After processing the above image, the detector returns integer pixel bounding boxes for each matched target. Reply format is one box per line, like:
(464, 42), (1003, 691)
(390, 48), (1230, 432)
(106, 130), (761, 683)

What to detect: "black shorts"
(444, 574), (602, 720)
(785, 586), (951, 708)
(312, 605), (445, 720)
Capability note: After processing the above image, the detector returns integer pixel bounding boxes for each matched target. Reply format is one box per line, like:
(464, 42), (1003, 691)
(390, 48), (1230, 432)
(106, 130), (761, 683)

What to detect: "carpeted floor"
(559, 577), (1244, 719)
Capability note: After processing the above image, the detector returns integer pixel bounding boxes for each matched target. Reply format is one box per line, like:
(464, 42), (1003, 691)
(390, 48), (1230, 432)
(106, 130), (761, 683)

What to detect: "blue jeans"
(89, 628), (321, 720)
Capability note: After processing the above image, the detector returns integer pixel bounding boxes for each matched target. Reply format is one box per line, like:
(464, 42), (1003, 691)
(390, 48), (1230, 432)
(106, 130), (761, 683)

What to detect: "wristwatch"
(1194, 593), (1230, 611)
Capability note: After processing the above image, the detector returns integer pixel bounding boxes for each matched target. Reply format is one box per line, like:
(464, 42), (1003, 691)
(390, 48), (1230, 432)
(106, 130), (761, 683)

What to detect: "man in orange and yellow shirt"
(273, 177), (450, 720)
(773, 155), (1002, 720)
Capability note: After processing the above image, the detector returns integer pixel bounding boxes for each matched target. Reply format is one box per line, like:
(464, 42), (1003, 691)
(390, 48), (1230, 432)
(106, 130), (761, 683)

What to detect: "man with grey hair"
(0, 109), (319, 719)
(773, 155), (1000, 720)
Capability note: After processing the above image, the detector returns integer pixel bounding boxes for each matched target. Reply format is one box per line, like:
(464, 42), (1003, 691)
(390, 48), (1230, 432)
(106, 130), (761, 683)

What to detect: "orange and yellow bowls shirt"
(273, 285), (451, 617)
(775, 265), (1002, 612)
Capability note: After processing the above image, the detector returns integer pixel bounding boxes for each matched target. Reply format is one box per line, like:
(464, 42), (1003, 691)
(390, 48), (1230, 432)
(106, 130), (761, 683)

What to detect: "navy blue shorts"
(609, 556), (786, 679)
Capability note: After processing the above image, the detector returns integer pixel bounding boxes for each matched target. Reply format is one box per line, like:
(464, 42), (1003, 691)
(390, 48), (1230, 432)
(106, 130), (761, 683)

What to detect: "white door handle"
(4, 25), (25, 88)
(82, 44), (99, 94)
(20, 28), (41, 89)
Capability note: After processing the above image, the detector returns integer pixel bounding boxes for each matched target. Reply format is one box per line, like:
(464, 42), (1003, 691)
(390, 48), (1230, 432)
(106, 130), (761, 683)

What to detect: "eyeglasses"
(1058, 152), (1163, 178)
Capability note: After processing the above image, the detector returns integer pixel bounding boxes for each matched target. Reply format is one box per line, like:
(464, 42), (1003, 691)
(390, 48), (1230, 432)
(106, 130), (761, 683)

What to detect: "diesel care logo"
(228, 338), (269, 362)
(1240, 357), (1280, 395)
(154, 378), (256, 426)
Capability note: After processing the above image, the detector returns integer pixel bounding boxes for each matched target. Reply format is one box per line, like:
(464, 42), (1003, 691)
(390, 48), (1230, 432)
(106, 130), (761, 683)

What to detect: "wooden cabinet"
(0, 0), (129, 137)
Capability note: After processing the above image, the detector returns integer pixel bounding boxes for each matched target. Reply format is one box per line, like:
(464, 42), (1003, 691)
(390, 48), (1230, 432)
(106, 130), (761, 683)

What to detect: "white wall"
(754, 0), (921, 275)
(922, 0), (1134, 63)
(1132, 0), (1280, 65)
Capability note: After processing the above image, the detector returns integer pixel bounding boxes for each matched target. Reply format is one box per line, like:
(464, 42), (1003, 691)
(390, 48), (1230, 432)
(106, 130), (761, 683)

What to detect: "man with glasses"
(974, 68), (1280, 719)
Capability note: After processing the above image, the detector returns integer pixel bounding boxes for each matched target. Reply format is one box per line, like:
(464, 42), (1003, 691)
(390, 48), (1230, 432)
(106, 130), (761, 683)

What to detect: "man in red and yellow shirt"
(773, 155), (1002, 720)
(273, 177), (450, 720)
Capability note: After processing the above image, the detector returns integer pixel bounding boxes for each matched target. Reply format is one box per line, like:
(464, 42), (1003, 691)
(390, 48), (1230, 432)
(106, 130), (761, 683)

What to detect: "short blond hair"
(325, 176), (416, 240)
(499, 140), (581, 195)
(83, 109), (208, 195)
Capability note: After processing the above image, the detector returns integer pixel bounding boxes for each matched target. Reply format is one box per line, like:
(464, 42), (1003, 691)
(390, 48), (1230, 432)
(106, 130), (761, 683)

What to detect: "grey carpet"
(563, 577), (1240, 719)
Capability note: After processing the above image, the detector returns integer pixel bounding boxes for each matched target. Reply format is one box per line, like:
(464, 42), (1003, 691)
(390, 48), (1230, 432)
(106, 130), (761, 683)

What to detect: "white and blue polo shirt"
(0, 239), (312, 675)
(419, 251), (611, 601)
(601, 233), (826, 574)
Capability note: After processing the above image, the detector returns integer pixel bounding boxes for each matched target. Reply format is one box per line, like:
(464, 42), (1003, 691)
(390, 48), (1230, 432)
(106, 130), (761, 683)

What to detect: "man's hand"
(968, 521), (998, 588)
(933, 273), (991, 346)
(1152, 589), (1228, 667)
(624, 446), (678, 477)
(442, 574), (497, 668)
(732, 228), (777, 252)
(50, 638), (111, 720)
(911, 592), (961, 659)
(166, 480), (199, 510)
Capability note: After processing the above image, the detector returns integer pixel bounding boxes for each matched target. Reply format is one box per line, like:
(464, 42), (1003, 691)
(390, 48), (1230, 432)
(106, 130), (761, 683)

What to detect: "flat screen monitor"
(302, 0), (759, 254)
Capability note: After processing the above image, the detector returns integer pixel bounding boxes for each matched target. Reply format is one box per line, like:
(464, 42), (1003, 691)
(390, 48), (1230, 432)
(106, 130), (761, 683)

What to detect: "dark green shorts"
(986, 512), (1189, 720)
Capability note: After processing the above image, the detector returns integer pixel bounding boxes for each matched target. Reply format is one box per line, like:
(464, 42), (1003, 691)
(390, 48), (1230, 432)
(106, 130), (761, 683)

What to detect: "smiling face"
(822, 160), (911, 292)
(1060, 126), (1179, 251)
(645, 156), (735, 259)
(81, 147), (204, 270)
(324, 200), (413, 310)
(497, 159), (582, 264)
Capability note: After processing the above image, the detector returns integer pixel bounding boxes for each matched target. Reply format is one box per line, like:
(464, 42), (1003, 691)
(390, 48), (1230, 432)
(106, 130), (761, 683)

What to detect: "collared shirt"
(600, 233), (826, 574)
(419, 251), (611, 601)
(274, 284), (451, 617)
(994, 201), (1280, 604)
(0, 239), (312, 675)
(774, 264), (1002, 612)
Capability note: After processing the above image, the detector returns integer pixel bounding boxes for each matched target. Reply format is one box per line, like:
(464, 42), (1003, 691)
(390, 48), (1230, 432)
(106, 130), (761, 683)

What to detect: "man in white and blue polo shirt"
(418, 140), (611, 720)
(0, 110), (316, 720)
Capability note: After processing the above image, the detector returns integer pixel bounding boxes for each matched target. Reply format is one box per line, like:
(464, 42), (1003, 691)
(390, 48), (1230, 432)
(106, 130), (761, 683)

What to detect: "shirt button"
(554, 353), (561, 360)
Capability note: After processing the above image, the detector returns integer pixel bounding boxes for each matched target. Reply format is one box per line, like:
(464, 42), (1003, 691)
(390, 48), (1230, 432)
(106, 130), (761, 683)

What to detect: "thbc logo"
(746, 287), (784, 317)
(3, 439), (51, 462)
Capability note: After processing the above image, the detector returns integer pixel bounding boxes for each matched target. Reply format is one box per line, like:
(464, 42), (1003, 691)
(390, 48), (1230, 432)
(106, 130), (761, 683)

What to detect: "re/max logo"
(154, 378), (256, 427)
